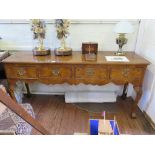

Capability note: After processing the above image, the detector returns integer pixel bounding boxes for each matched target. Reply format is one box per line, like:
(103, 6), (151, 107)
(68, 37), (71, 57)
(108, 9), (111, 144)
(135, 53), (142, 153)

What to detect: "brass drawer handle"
(52, 68), (60, 76)
(17, 68), (26, 76)
(122, 68), (130, 77)
(86, 68), (94, 76)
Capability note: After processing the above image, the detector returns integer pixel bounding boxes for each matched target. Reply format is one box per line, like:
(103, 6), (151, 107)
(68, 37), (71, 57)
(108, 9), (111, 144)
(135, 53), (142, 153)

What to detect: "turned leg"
(131, 86), (142, 118)
(121, 82), (129, 100)
(8, 82), (17, 102)
(25, 83), (31, 98)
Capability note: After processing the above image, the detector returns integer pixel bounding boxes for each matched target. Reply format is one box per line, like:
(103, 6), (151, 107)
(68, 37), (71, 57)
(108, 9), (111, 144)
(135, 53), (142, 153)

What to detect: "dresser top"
(3, 51), (150, 65)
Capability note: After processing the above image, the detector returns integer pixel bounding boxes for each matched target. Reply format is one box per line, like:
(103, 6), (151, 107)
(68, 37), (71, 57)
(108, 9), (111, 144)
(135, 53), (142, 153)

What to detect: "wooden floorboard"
(23, 94), (155, 135)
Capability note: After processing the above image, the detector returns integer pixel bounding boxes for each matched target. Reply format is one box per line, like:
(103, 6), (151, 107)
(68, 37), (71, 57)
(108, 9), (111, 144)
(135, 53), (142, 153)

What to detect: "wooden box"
(82, 42), (98, 54)
(98, 119), (113, 135)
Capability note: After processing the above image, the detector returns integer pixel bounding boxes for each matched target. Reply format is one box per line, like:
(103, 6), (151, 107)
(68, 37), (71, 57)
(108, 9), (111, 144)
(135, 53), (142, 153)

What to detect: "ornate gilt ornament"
(55, 19), (72, 56)
(31, 19), (50, 56)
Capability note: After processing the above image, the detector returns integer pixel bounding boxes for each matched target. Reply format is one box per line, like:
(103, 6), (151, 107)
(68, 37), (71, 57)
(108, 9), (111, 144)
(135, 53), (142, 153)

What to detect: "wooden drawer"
(110, 65), (145, 84)
(127, 66), (145, 84)
(39, 65), (72, 79)
(75, 65), (108, 81)
(5, 65), (37, 79)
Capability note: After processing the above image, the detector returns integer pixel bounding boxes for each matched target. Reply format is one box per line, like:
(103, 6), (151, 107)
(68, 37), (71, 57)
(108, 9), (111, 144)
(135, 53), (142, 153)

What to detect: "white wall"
(0, 20), (140, 98)
(136, 19), (155, 123)
(0, 20), (139, 51)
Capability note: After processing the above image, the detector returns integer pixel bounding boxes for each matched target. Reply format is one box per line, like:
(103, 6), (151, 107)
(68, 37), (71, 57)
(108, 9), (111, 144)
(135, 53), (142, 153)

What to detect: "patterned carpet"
(0, 103), (35, 135)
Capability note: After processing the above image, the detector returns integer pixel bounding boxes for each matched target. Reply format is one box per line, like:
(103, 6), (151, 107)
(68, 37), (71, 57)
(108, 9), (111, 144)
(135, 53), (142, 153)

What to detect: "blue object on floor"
(90, 119), (99, 135)
(89, 119), (119, 135)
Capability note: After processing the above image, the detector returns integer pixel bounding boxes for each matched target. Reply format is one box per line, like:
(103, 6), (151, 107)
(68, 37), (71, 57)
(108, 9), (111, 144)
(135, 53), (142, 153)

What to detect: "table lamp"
(114, 21), (134, 55)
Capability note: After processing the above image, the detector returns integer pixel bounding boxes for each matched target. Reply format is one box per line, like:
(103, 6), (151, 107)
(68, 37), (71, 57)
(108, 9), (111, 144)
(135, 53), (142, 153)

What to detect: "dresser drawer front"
(5, 66), (37, 79)
(110, 66), (128, 83)
(39, 65), (72, 79)
(128, 66), (145, 84)
(75, 65), (108, 80)
(110, 66), (145, 84)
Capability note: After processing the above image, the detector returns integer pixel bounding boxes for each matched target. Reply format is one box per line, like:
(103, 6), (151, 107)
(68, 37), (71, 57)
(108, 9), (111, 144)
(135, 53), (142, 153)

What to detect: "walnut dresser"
(2, 51), (150, 118)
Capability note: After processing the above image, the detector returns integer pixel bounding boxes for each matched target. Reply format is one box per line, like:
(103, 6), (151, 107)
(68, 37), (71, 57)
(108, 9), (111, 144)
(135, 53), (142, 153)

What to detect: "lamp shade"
(114, 21), (134, 34)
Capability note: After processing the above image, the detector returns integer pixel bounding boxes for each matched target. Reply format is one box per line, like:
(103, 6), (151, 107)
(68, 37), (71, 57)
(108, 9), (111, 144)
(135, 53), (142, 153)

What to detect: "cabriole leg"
(131, 86), (142, 118)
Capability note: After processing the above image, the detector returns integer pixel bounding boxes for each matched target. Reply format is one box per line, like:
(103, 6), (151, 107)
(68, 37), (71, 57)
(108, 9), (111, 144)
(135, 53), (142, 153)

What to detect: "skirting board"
(143, 111), (155, 130)
(65, 92), (117, 103)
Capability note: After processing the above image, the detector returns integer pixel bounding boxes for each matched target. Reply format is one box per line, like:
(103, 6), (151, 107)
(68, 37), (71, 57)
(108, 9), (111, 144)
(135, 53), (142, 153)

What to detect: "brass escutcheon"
(17, 68), (26, 76)
(122, 68), (130, 77)
(86, 68), (94, 76)
(52, 68), (60, 76)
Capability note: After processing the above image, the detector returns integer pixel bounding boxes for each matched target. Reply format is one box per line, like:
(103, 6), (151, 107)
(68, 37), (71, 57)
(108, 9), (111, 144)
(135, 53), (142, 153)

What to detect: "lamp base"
(114, 51), (125, 56)
(115, 34), (127, 56)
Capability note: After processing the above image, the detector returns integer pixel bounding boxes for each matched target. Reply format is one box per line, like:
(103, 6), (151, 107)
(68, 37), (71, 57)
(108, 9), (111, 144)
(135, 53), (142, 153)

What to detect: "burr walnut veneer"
(3, 51), (150, 118)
